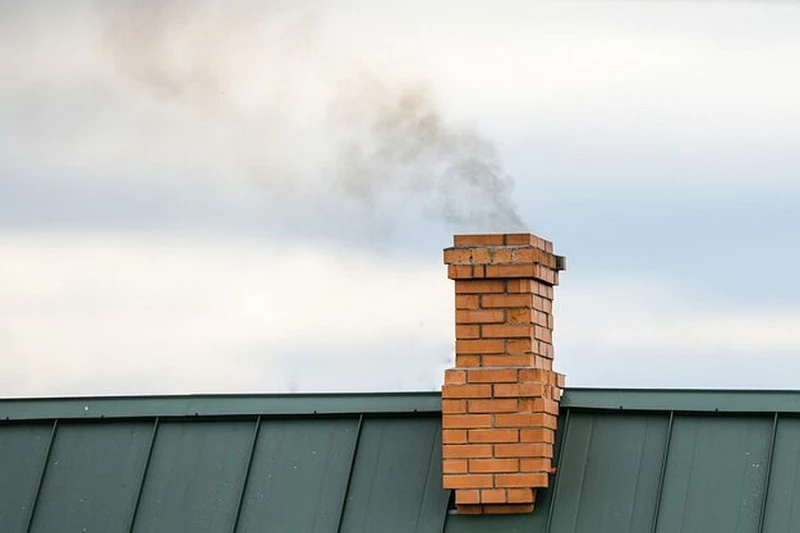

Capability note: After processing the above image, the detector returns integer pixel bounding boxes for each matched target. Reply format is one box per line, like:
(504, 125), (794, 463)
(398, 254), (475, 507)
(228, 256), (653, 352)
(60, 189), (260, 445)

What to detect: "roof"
(2, 389), (800, 533)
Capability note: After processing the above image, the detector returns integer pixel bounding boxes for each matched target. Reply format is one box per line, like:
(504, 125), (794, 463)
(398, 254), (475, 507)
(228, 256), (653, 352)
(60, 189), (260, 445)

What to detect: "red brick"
(481, 354), (535, 367)
(504, 233), (535, 246)
(481, 324), (533, 338)
(444, 474), (494, 489)
(443, 414), (493, 429)
(443, 459), (468, 474)
(491, 248), (514, 263)
(443, 444), (493, 458)
(443, 248), (473, 264)
(471, 248), (491, 263)
(447, 265), (475, 279)
(454, 234), (505, 246)
(506, 338), (535, 353)
(468, 399), (518, 413)
(456, 309), (505, 324)
(520, 428), (555, 444)
(494, 444), (553, 458)
(495, 473), (549, 488)
(482, 503), (534, 514)
(456, 339), (506, 354)
(442, 400), (467, 413)
(480, 489), (507, 504)
(466, 368), (517, 383)
(507, 488), (535, 504)
(455, 355), (481, 367)
(468, 429), (519, 444)
(456, 504), (483, 514)
(507, 308), (534, 324)
(443, 429), (467, 444)
(481, 294), (533, 308)
(493, 383), (545, 398)
(444, 369), (466, 385)
(507, 279), (534, 293)
(455, 489), (480, 504)
(486, 264), (537, 279)
(469, 458), (519, 473)
(534, 326), (553, 343)
(455, 294), (479, 309)
(456, 325), (480, 339)
(518, 369), (555, 383)
(455, 280), (506, 294)
(495, 413), (555, 428)
(442, 384), (492, 399)
(520, 458), (552, 472)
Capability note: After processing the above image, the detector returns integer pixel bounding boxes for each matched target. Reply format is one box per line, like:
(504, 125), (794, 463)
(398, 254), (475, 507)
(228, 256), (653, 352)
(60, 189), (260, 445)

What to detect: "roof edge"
(3, 388), (800, 422)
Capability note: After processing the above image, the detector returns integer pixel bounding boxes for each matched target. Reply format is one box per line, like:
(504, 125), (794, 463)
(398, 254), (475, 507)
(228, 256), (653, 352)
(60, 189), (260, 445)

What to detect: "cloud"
(0, 231), (452, 396)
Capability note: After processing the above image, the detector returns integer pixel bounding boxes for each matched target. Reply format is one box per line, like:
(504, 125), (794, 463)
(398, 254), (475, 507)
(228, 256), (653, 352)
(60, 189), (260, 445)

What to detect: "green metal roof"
(2, 389), (800, 533)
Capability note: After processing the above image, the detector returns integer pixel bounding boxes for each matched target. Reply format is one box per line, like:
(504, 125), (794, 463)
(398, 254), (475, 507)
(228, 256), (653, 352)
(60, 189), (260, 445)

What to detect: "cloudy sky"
(2, 0), (800, 396)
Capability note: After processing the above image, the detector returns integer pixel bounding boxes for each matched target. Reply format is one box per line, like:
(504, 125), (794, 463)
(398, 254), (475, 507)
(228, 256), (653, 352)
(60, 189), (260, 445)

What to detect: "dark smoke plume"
(98, 1), (526, 231)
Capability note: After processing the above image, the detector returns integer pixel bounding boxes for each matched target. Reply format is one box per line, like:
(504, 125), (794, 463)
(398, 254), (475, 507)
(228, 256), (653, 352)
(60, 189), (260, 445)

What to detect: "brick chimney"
(442, 233), (566, 515)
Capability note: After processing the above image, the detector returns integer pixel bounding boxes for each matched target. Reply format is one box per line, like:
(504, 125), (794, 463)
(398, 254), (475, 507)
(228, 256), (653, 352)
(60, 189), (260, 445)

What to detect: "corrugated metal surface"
(3, 390), (800, 533)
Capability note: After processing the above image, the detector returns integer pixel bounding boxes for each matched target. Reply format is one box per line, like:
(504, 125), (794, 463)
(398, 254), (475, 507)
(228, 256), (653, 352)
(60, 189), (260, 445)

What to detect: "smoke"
(97, 0), (526, 231)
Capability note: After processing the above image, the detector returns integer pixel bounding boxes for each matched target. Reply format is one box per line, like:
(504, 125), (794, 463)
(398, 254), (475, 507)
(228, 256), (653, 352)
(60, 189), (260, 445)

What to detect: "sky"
(2, 0), (800, 397)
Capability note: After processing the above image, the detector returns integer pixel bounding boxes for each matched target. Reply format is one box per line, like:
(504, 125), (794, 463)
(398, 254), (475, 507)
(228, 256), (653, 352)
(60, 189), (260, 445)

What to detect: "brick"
(534, 326), (553, 343)
(443, 414), (493, 428)
(481, 354), (535, 367)
(455, 325), (480, 339)
(468, 429), (519, 444)
(507, 488), (535, 504)
(443, 248), (473, 264)
(506, 279), (534, 293)
(519, 369), (556, 383)
(442, 384), (492, 399)
(443, 429), (467, 444)
(456, 309), (505, 324)
(447, 264), (475, 279)
(443, 459), (468, 474)
(482, 503), (534, 514)
(443, 444), (494, 458)
(469, 458), (519, 473)
(504, 233), (534, 246)
(443, 474), (494, 489)
(493, 383), (545, 398)
(455, 355), (481, 368)
(444, 369), (466, 385)
(454, 234), (505, 246)
(455, 294), (479, 309)
(481, 294), (533, 308)
(495, 473), (549, 488)
(456, 504), (483, 514)
(471, 248), (491, 263)
(491, 248), (513, 263)
(507, 308), (534, 323)
(468, 399), (518, 413)
(520, 428), (555, 444)
(455, 280), (506, 294)
(495, 413), (555, 428)
(506, 338), (535, 353)
(481, 324), (533, 338)
(494, 443), (553, 458)
(455, 489), (480, 504)
(466, 368), (517, 383)
(512, 247), (546, 263)
(486, 264), (537, 279)
(455, 339), (505, 354)
(442, 399), (467, 413)
(480, 489), (507, 504)
(520, 458), (552, 472)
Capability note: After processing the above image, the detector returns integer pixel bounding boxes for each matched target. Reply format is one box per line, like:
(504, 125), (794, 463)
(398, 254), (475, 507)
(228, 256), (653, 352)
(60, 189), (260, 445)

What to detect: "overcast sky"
(2, 0), (800, 397)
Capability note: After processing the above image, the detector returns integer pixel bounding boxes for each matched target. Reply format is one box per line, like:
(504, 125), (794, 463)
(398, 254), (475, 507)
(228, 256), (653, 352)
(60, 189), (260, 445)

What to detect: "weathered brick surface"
(442, 233), (566, 515)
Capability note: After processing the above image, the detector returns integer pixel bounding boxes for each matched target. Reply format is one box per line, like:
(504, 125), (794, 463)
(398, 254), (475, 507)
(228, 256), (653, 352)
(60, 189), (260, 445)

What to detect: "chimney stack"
(442, 233), (566, 515)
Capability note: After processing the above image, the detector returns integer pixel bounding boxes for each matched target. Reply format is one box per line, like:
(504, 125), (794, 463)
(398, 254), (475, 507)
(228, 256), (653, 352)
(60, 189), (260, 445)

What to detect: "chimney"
(442, 233), (566, 515)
